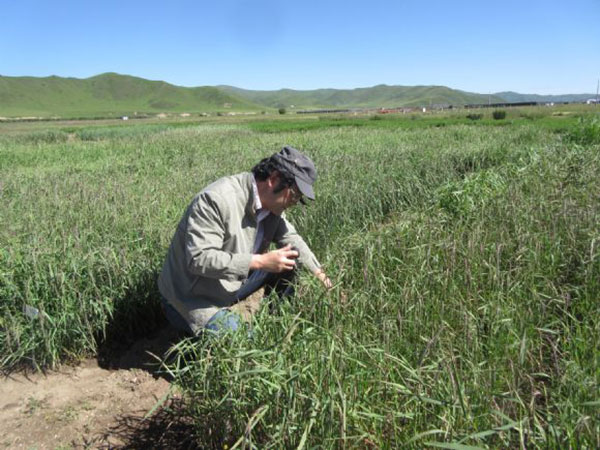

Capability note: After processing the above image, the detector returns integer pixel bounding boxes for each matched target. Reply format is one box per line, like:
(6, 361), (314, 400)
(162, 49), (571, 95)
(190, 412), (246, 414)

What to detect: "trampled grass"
(1, 113), (598, 447)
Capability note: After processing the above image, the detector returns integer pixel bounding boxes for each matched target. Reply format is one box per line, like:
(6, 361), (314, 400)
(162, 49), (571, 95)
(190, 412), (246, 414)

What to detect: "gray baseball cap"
(273, 146), (317, 200)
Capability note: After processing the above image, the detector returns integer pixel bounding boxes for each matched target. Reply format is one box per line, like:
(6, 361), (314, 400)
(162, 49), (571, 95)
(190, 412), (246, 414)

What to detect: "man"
(158, 146), (331, 335)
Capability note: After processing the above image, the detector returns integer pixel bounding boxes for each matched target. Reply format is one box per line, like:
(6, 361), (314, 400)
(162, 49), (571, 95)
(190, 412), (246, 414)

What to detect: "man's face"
(265, 173), (303, 215)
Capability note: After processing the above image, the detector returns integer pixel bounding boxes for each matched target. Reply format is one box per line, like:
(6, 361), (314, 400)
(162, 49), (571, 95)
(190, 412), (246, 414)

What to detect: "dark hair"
(251, 156), (295, 193)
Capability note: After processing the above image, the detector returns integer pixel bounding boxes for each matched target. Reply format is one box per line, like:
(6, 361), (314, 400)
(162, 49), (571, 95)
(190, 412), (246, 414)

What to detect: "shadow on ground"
(83, 398), (200, 449)
(95, 269), (185, 376)
(98, 324), (183, 375)
(89, 273), (199, 447)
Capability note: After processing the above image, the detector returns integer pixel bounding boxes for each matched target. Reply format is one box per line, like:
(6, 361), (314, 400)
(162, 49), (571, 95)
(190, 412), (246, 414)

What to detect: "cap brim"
(295, 177), (315, 200)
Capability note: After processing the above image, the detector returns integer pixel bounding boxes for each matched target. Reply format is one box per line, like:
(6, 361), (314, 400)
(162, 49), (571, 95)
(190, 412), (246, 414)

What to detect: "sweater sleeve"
(184, 191), (252, 281)
(273, 214), (321, 274)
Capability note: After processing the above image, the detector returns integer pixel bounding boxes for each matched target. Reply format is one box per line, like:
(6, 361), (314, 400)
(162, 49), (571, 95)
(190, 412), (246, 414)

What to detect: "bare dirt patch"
(0, 326), (197, 449)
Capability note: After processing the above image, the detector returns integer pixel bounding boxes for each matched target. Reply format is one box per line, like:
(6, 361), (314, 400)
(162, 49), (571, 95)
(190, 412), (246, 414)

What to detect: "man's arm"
(184, 192), (252, 281)
(273, 215), (332, 289)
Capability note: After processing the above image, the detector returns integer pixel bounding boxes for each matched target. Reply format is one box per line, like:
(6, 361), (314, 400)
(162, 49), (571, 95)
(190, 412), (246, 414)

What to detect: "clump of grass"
(436, 168), (507, 217)
(493, 110), (507, 120)
(519, 109), (547, 121)
(566, 115), (600, 145)
(0, 129), (69, 145)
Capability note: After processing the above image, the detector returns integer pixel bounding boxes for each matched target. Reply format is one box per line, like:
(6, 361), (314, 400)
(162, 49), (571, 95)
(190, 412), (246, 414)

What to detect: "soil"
(0, 326), (197, 449)
(0, 293), (267, 449)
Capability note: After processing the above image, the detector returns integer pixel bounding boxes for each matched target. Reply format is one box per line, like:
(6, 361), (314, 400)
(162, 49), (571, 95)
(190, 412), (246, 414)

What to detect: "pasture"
(1, 109), (599, 448)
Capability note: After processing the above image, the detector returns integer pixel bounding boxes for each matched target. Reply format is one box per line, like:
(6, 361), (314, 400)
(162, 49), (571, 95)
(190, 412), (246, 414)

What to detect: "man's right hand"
(250, 244), (299, 273)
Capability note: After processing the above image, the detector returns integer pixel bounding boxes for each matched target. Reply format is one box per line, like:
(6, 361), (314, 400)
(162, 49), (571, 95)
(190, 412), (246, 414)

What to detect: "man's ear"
(267, 171), (281, 189)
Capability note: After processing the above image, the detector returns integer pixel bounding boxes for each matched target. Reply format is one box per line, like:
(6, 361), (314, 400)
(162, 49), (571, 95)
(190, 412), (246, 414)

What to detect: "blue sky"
(1, 0), (599, 94)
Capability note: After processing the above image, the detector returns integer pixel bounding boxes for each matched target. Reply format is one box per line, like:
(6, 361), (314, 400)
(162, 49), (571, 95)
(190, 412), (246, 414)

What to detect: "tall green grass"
(161, 119), (598, 448)
(1, 116), (598, 447)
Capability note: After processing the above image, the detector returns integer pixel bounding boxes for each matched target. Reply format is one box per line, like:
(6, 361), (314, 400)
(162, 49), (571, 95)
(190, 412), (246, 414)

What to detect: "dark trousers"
(233, 268), (296, 303)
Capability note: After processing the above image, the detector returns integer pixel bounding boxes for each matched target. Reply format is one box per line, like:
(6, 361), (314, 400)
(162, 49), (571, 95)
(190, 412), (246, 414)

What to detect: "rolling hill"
(0, 73), (259, 117)
(0, 73), (593, 118)
(494, 91), (596, 103)
(218, 84), (503, 109)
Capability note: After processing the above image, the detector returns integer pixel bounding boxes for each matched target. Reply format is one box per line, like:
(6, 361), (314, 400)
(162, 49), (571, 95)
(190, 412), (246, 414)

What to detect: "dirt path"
(0, 326), (195, 449)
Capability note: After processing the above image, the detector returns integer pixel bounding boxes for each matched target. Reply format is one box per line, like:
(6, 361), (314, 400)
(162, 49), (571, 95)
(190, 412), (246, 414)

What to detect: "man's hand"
(251, 244), (298, 273)
(314, 268), (333, 290)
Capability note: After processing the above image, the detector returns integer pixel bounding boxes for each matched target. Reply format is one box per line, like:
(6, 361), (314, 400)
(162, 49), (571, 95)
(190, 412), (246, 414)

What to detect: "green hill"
(4, 72), (569, 119)
(219, 84), (503, 109)
(494, 91), (596, 103)
(0, 73), (260, 118)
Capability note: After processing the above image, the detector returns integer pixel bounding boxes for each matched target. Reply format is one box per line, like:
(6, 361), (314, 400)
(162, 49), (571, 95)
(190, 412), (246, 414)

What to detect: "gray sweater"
(158, 172), (320, 333)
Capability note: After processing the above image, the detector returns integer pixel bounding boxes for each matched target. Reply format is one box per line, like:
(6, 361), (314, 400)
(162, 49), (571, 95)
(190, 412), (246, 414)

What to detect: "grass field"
(1, 109), (599, 448)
